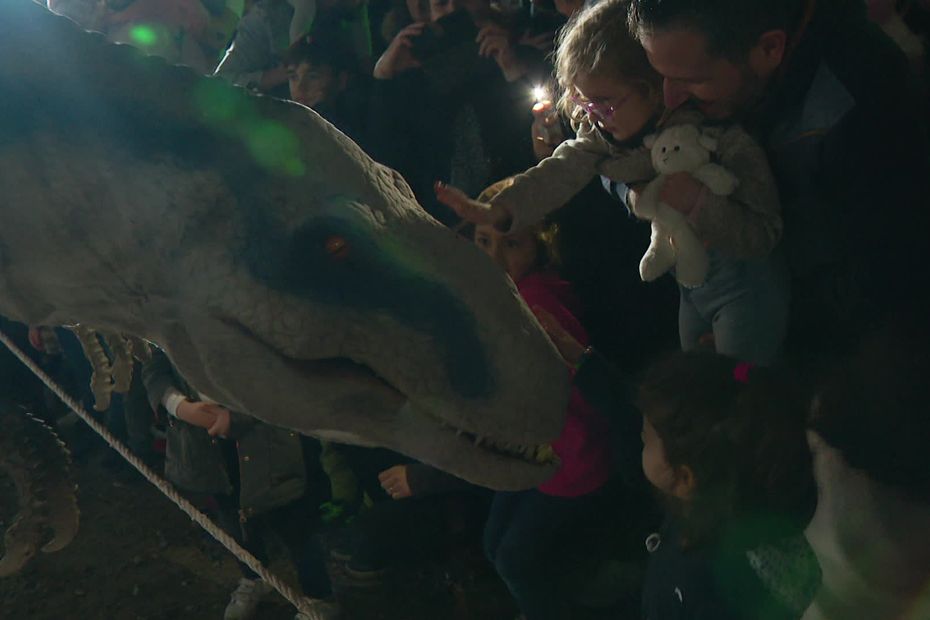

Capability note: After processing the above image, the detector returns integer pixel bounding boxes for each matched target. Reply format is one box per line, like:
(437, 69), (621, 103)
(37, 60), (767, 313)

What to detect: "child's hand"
(176, 400), (226, 431)
(533, 306), (586, 367)
(378, 465), (412, 500)
(27, 326), (45, 352)
(434, 181), (510, 228)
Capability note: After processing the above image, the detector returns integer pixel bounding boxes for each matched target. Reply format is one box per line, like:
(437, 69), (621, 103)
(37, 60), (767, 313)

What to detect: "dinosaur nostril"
(325, 236), (350, 259)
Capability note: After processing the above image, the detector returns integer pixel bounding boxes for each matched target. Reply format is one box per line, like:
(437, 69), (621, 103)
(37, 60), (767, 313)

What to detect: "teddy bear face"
(648, 125), (712, 175)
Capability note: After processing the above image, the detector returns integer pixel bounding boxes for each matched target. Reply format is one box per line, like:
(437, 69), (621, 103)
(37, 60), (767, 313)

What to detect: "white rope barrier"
(0, 329), (335, 620)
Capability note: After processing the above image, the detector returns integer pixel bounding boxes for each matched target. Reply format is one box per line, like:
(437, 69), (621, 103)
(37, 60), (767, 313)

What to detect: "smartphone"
(410, 10), (479, 61)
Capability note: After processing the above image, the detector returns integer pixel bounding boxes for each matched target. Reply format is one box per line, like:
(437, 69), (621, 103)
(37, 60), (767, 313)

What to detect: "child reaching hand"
(469, 178), (611, 620)
(436, 0), (789, 365)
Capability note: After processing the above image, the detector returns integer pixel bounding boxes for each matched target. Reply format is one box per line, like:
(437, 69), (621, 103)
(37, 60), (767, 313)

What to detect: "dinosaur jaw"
(309, 402), (560, 491)
(164, 317), (560, 491)
(278, 359), (562, 490)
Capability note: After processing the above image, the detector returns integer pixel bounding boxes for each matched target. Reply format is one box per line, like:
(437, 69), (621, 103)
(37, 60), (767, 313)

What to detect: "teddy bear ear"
(698, 133), (719, 152)
(644, 133), (658, 149)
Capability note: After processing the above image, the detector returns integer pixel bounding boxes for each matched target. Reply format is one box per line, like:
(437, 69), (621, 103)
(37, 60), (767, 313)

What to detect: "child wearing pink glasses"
(437, 0), (788, 365)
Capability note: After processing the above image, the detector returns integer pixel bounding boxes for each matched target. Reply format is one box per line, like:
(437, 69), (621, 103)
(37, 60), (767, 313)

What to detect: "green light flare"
(192, 82), (306, 177)
(128, 25), (158, 48)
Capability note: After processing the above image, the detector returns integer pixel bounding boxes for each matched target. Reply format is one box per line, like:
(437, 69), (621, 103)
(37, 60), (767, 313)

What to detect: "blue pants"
(679, 250), (790, 365)
(484, 489), (596, 620)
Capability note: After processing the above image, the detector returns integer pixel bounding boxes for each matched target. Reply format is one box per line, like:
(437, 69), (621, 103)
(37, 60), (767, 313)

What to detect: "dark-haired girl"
(530, 315), (823, 620)
(636, 352), (821, 619)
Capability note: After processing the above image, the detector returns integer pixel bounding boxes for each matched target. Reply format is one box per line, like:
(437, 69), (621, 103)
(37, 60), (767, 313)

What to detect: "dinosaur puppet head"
(0, 2), (570, 490)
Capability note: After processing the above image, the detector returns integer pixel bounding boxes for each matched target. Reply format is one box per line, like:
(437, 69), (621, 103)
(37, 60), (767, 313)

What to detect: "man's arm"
(213, 4), (274, 89)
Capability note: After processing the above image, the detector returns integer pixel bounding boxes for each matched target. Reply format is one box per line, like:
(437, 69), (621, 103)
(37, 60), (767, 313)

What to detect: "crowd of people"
(4, 0), (929, 618)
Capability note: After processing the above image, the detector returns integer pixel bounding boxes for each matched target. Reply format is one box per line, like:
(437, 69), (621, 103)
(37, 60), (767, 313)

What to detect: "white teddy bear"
(633, 124), (739, 288)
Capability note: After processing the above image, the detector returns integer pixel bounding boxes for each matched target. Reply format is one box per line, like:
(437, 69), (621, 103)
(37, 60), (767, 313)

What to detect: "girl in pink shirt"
(439, 177), (610, 620)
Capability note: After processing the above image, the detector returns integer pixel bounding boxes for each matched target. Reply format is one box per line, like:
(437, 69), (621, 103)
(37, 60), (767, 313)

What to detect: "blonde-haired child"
(437, 0), (789, 365)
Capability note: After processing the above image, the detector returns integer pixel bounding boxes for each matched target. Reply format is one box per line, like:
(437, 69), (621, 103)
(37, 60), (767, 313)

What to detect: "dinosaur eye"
(661, 146), (667, 153)
(674, 145), (681, 151)
(324, 235), (350, 259)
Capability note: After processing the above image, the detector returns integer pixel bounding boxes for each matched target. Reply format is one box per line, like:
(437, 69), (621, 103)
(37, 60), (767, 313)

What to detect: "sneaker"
(224, 577), (272, 620)
(344, 556), (387, 581)
(328, 545), (353, 563)
(294, 600), (342, 620)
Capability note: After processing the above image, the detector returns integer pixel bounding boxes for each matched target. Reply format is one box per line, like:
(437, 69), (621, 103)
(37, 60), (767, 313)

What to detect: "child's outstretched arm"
(434, 182), (512, 230)
(487, 123), (612, 232)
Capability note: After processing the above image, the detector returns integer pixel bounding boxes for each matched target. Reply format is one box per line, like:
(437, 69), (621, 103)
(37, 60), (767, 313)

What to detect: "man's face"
(640, 28), (765, 120)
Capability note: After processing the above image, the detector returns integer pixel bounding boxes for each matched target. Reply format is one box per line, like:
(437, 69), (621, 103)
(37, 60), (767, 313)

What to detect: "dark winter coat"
(643, 520), (821, 620)
(141, 349), (306, 517)
(742, 0), (930, 351)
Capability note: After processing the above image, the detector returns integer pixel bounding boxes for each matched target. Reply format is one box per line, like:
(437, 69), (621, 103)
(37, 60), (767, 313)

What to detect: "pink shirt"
(517, 270), (611, 497)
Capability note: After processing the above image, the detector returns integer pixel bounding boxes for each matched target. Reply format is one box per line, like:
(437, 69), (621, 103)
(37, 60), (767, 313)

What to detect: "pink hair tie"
(733, 362), (754, 384)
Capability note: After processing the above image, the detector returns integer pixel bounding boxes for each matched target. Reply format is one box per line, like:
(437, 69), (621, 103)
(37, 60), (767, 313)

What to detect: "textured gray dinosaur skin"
(0, 2), (570, 490)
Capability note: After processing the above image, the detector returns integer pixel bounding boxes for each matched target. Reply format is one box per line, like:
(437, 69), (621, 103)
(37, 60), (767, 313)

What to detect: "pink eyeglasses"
(570, 90), (635, 121)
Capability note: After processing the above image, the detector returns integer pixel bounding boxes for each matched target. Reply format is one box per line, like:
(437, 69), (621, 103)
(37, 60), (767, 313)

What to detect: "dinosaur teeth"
(533, 444), (555, 464)
(437, 418), (554, 465)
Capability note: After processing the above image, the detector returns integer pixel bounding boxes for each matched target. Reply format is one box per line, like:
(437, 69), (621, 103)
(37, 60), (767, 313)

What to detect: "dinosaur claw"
(1, 408), (79, 575)
(0, 517), (40, 577)
(39, 481), (80, 553)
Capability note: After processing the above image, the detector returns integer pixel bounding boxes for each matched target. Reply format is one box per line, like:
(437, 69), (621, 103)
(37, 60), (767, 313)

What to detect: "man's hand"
(378, 465), (412, 499)
(519, 30), (555, 52)
(531, 100), (565, 161)
(434, 181), (511, 228)
(373, 22), (425, 80)
(659, 172), (705, 216)
(477, 24), (527, 82)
